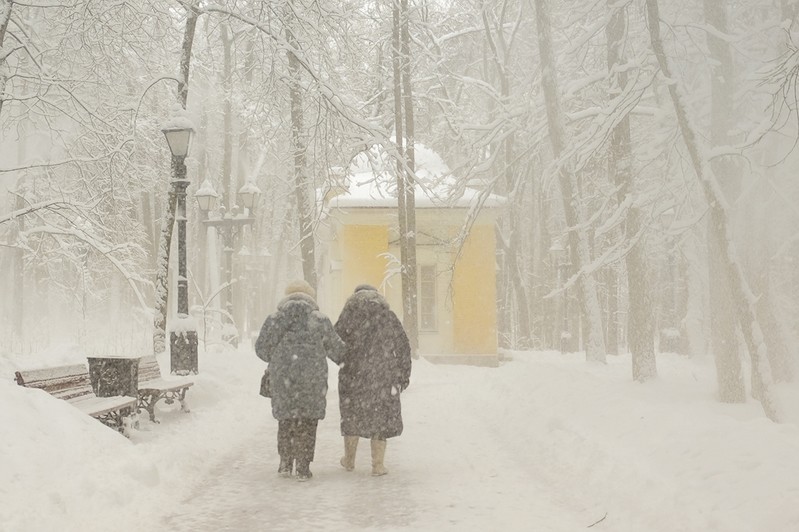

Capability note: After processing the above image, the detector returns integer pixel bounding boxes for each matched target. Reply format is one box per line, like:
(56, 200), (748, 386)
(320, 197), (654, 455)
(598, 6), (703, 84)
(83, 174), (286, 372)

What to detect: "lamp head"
(238, 180), (262, 210)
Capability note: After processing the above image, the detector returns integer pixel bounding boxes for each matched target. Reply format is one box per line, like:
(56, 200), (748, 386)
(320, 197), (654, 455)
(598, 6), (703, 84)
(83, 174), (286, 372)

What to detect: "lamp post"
(549, 238), (571, 354)
(162, 121), (198, 375)
(195, 179), (261, 346)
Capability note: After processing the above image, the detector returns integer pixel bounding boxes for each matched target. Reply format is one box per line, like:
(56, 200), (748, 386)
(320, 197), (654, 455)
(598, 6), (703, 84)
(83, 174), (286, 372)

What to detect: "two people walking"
(255, 281), (412, 481)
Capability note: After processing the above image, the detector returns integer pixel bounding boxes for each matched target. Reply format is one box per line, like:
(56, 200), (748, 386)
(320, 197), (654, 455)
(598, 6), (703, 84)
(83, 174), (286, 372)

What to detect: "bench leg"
(137, 393), (160, 423)
(96, 407), (135, 437)
(122, 412), (139, 437)
(179, 388), (191, 413)
(147, 399), (160, 424)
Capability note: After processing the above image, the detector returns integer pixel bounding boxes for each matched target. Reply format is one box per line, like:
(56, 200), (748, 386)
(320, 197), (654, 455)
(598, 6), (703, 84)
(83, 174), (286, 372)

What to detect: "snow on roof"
(326, 142), (504, 209)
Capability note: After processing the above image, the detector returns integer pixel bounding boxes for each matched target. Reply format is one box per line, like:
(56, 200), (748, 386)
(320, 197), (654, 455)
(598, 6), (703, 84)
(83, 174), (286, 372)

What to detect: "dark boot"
(296, 459), (313, 481)
(278, 456), (293, 478)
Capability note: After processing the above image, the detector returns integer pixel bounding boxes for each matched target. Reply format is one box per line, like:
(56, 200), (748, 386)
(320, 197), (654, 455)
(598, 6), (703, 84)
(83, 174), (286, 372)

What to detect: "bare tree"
(480, 1), (533, 349)
(533, 0), (606, 363)
(393, 0), (419, 355)
(0, 0), (12, 119)
(606, 0), (656, 380)
(645, 0), (778, 420)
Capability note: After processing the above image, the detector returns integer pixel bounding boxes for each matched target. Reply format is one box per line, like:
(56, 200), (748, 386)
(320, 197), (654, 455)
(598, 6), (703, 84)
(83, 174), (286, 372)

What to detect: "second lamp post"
(195, 180), (261, 346)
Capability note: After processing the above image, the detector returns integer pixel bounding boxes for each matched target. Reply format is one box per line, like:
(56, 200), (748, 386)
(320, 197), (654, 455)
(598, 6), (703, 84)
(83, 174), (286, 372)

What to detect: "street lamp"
(237, 180), (261, 211)
(195, 179), (219, 212)
(549, 237), (571, 354)
(195, 179), (261, 347)
(162, 118), (198, 375)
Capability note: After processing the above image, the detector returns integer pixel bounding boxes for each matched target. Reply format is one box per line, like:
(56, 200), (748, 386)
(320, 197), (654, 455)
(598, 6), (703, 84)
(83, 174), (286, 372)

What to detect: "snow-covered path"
(4, 347), (799, 532)
(160, 360), (586, 531)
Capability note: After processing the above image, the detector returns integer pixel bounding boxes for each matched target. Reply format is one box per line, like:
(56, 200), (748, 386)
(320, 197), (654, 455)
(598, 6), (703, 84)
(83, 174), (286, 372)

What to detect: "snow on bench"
(14, 364), (138, 437)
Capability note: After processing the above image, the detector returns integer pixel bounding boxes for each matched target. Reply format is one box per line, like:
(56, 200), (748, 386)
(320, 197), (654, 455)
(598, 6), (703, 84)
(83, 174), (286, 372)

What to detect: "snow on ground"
(1, 347), (799, 532)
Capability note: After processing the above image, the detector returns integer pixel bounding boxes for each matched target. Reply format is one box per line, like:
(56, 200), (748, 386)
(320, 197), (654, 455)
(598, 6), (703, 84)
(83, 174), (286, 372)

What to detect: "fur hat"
(354, 284), (377, 293)
(285, 279), (316, 299)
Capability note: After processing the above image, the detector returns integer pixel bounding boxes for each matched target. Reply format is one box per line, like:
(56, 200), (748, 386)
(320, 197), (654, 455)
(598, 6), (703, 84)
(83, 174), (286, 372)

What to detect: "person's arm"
(390, 312), (412, 391)
(322, 316), (347, 365)
(255, 315), (279, 363)
(333, 302), (353, 343)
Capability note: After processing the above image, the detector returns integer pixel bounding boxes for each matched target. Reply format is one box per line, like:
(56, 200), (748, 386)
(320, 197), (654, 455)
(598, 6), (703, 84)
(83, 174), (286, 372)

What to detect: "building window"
(419, 264), (436, 331)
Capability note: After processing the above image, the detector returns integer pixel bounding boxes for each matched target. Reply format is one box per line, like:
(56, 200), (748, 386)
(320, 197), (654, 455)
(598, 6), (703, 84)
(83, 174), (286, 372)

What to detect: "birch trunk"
(534, 0), (606, 363)
(606, 1), (656, 379)
(285, 3), (316, 290)
(646, 0), (778, 420)
(400, 0), (419, 355)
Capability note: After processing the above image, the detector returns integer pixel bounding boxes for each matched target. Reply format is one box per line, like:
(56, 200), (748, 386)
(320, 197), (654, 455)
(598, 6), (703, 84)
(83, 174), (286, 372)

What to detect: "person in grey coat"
(255, 279), (345, 481)
(334, 284), (412, 476)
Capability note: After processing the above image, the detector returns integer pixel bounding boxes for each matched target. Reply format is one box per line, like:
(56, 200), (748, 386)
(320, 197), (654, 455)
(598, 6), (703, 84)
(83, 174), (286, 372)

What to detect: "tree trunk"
(400, 0), (419, 356)
(221, 21), (236, 334)
(285, 3), (316, 290)
(480, 3), (532, 349)
(153, 7), (199, 355)
(606, 0), (656, 378)
(534, 0), (606, 363)
(645, 0), (778, 421)
(783, 0), (799, 28)
(0, 0), (13, 119)
(392, 0), (419, 355)
(702, 0), (746, 402)
(11, 191), (25, 342)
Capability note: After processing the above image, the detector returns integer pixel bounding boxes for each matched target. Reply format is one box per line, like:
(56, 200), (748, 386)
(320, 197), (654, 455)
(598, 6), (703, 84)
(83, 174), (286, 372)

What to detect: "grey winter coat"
(255, 293), (345, 421)
(334, 289), (412, 439)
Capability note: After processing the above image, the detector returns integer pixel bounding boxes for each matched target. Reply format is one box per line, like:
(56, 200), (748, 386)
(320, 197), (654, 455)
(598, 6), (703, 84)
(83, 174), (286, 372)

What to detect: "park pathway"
(159, 361), (587, 531)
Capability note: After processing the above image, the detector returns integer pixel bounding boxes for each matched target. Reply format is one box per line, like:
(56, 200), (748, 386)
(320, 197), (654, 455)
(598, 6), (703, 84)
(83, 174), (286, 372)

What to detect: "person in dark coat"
(334, 284), (412, 476)
(255, 279), (345, 481)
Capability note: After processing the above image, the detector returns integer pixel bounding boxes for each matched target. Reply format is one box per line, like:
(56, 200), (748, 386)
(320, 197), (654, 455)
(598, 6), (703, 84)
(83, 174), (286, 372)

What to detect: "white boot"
(340, 436), (358, 471)
(370, 439), (388, 476)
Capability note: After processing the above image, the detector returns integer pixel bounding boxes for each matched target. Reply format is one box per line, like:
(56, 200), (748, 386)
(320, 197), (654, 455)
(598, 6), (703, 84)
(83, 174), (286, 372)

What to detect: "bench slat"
(139, 377), (194, 393)
(15, 364), (88, 385)
(16, 367), (95, 402)
(135, 356), (194, 422)
(71, 395), (138, 417)
(15, 363), (136, 435)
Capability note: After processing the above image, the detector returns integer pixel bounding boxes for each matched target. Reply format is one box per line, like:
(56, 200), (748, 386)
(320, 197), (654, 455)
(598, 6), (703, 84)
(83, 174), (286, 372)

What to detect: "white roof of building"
(325, 142), (504, 210)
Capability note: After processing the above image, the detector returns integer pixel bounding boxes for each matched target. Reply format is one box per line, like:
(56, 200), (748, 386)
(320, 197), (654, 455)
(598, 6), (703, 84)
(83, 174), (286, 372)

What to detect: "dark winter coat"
(334, 288), (412, 439)
(255, 293), (345, 421)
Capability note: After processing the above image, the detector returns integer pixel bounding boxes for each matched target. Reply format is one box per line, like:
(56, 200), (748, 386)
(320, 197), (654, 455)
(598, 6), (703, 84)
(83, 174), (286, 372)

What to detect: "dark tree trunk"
(534, 0), (606, 362)
(285, 3), (316, 290)
(400, 0), (419, 356)
(606, 0), (656, 378)
(646, 0), (778, 420)
(704, 0), (746, 401)
(0, 0), (13, 119)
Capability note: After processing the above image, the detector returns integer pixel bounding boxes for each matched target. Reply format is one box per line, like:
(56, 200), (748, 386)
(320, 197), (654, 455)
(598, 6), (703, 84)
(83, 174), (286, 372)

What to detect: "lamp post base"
(170, 330), (198, 375)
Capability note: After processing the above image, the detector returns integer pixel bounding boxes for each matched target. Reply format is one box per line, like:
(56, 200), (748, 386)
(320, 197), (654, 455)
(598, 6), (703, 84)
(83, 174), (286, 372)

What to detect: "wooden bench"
(14, 364), (138, 436)
(136, 355), (193, 423)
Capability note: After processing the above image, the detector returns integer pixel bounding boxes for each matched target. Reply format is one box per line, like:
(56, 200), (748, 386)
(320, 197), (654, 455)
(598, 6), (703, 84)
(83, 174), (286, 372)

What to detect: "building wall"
(452, 224), (497, 354)
(321, 209), (498, 356)
(335, 224), (389, 316)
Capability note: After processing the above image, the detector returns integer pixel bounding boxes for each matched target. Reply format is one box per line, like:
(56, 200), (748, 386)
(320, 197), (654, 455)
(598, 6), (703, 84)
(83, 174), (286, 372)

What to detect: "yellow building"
(318, 144), (504, 365)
